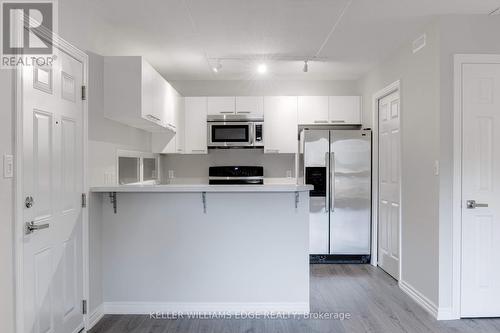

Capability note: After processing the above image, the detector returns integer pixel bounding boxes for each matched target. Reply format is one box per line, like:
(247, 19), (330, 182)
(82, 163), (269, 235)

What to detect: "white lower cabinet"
(264, 96), (298, 154)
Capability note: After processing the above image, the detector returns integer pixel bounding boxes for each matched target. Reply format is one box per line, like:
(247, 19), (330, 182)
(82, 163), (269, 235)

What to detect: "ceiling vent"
(412, 34), (426, 54)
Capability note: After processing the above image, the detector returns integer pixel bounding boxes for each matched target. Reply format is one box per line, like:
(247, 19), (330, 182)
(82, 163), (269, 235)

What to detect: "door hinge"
(81, 85), (87, 101)
(81, 193), (87, 208)
(82, 299), (87, 315)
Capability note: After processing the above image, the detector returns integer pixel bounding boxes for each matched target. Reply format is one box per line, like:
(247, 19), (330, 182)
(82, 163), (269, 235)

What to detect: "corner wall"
(0, 69), (15, 333)
(437, 15), (500, 315)
(357, 21), (441, 306)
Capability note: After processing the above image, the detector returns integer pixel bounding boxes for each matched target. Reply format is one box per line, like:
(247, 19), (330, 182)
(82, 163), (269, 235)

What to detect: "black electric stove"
(208, 166), (264, 185)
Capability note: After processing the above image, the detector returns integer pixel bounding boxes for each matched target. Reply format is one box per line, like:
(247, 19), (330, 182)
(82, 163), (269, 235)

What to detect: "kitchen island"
(88, 184), (312, 318)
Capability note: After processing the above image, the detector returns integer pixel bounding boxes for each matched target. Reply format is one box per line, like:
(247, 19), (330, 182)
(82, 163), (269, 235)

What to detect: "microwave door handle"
(331, 152), (335, 212)
(250, 124), (254, 145)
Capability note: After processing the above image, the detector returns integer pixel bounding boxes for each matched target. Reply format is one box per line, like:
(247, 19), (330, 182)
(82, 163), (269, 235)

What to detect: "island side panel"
(100, 191), (309, 313)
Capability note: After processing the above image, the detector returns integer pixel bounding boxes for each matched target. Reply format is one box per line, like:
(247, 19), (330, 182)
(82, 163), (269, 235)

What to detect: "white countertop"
(90, 184), (313, 193)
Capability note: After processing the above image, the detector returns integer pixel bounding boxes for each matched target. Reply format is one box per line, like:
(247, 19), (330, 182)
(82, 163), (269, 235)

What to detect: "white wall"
(437, 15), (500, 314)
(171, 79), (359, 97)
(88, 52), (152, 186)
(357, 21), (440, 305)
(0, 70), (15, 333)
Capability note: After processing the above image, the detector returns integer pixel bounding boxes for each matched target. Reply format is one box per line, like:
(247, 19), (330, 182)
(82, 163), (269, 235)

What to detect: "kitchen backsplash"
(161, 150), (296, 184)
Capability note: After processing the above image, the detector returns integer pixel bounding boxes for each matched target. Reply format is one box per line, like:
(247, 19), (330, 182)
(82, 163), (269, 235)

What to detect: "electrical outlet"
(168, 170), (175, 179)
(286, 170), (292, 178)
(104, 172), (115, 185)
(3, 154), (13, 178)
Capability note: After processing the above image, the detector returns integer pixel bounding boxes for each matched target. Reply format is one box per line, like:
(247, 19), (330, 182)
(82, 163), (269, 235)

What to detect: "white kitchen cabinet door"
(235, 96), (264, 118)
(104, 56), (174, 132)
(298, 96), (329, 125)
(264, 96), (298, 154)
(174, 95), (185, 153)
(142, 59), (165, 126)
(185, 97), (208, 154)
(164, 82), (178, 131)
(207, 96), (235, 115)
(328, 96), (362, 124)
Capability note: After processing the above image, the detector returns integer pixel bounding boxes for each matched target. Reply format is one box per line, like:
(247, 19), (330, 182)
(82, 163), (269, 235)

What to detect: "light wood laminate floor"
(90, 264), (500, 333)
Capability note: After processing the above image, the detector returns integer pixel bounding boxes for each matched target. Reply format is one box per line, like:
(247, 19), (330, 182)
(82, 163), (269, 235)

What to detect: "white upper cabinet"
(184, 97), (208, 154)
(104, 56), (179, 132)
(298, 96), (329, 124)
(152, 94), (184, 154)
(264, 96), (298, 154)
(235, 96), (264, 118)
(207, 97), (235, 116)
(328, 96), (362, 124)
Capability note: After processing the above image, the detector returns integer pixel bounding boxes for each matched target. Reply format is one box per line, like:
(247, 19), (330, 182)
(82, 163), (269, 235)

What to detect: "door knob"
(25, 196), (34, 208)
(466, 200), (488, 209)
(25, 221), (49, 235)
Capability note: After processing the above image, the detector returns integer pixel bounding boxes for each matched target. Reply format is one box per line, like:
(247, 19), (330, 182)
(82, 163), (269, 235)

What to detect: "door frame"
(14, 34), (89, 333)
(370, 80), (402, 281)
(452, 54), (500, 319)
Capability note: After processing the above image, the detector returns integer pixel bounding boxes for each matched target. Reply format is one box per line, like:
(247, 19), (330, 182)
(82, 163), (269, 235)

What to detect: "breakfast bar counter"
(88, 185), (312, 317)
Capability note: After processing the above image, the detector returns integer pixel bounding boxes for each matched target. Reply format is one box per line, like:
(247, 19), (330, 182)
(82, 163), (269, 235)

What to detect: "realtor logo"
(1, 1), (56, 68)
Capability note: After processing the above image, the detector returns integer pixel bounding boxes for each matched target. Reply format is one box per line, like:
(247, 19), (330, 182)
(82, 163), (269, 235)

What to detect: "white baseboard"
(436, 307), (459, 320)
(399, 280), (438, 319)
(87, 303), (105, 330)
(103, 302), (310, 315)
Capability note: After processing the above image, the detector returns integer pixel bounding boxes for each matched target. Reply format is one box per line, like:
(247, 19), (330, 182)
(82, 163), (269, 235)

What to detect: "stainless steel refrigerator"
(302, 129), (371, 263)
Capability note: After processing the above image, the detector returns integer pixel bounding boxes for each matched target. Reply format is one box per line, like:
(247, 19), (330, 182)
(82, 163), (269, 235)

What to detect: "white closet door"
(22, 48), (84, 333)
(461, 63), (500, 317)
(377, 91), (400, 280)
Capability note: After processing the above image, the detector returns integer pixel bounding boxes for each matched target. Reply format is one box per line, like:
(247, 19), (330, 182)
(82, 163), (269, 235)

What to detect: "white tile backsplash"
(161, 149), (295, 184)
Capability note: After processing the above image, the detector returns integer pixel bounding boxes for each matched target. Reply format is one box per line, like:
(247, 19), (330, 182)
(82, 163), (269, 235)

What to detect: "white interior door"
(22, 47), (84, 333)
(377, 91), (400, 280)
(461, 63), (500, 318)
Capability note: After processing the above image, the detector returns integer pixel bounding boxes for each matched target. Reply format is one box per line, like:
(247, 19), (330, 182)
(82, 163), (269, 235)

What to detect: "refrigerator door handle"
(325, 152), (329, 214)
(330, 152), (335, 212)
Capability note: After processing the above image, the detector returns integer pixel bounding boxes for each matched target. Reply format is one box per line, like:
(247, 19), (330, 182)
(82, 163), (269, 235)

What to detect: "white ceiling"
(78, 0), (500, 80)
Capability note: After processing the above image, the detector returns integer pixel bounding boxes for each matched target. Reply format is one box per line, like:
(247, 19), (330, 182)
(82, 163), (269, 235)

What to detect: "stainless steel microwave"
(207, 117), (264, 148)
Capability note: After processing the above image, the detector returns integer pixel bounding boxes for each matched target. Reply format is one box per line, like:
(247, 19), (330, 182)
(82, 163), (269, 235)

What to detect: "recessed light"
(212, 62), (222, 73)
(257, 63), (267, 74)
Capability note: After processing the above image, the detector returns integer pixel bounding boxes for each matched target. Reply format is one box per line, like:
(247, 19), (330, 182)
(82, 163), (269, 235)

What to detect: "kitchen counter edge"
(89, 184), (313, 193)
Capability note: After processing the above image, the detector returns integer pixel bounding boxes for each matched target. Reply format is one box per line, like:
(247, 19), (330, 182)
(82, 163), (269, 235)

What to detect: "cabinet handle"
(146, 114), (161, 122)
(330, 120), (346, 123)
(236, 111), (251, 114)
(191, 149), (207, 153)
(314, 120), (328, 124)
(219, 111), (234, 114)
(265, 149), (280, 153)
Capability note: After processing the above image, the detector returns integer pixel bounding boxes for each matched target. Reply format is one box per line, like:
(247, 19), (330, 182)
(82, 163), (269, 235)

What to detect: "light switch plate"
(3, 154), (13, 178)
(434, 160), (440, 176)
